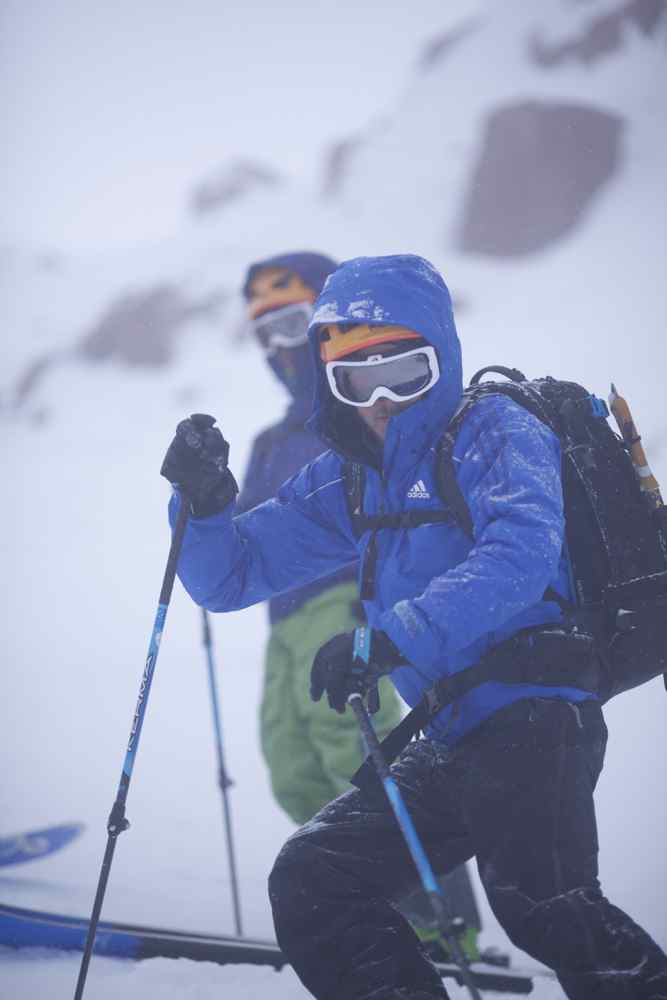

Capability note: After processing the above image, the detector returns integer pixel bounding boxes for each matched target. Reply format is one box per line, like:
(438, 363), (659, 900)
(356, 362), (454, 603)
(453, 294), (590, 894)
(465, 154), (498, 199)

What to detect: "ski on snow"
(0, 823), (85, 868)
(0, 901), (534, 993)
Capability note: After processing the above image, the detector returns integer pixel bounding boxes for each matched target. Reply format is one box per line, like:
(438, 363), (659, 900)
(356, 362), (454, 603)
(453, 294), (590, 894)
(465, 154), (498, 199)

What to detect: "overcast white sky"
(1, 0), (481, 252)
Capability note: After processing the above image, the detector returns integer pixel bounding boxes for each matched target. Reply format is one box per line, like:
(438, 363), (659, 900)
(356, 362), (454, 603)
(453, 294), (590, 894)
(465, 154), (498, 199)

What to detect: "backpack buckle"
(589, 395), (609, 420)
(423, 684), (444, 717)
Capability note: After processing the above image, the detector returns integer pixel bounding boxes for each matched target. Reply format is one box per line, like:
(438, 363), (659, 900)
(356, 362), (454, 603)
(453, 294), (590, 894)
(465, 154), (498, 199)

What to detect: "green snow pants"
(260, 582), (403, 825)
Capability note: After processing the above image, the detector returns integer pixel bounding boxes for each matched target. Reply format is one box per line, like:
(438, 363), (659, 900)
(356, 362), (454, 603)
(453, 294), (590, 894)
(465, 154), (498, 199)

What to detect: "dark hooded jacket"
(171, 254), (593, 746)
(237, 252), (356, 623)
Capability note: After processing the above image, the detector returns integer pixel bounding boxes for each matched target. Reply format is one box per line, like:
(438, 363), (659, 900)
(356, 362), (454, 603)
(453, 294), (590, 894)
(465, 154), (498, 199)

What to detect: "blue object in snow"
(0, 823), (85, 867)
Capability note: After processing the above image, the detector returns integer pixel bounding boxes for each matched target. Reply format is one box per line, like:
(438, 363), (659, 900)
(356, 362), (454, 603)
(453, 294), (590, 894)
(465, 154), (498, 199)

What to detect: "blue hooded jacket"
(237, 251), (356, 623)
(171, 254), (593, 745)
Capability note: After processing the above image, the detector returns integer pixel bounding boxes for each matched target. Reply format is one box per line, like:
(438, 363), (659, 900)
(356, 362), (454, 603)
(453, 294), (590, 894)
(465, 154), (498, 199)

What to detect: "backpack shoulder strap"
(437, 386), (574, 614)
(434, 381), (546, 539)
(435, 392), (480, 540)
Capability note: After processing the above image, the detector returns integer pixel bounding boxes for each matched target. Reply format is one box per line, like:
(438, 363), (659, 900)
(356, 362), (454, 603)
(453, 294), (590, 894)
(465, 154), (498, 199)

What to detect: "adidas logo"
(407, 479), (431, 499)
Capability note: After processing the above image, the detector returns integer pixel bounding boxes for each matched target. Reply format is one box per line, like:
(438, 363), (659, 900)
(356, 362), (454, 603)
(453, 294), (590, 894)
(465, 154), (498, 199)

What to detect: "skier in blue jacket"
(161, 254), (667, 1000)
(239, 251), (481, 962)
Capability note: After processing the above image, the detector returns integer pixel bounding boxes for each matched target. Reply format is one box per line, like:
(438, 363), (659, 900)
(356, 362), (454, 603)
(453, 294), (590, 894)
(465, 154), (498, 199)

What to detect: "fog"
(2, 2), (666, 997)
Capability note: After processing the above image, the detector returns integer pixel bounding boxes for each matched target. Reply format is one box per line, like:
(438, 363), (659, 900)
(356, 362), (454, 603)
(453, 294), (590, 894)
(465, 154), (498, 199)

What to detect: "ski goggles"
(249, 301), (313, 354)
(325, 345), (440, 407)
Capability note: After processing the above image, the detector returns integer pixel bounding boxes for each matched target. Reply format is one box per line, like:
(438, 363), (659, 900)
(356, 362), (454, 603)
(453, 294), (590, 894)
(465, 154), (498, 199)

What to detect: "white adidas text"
(407, 479), (430, 499)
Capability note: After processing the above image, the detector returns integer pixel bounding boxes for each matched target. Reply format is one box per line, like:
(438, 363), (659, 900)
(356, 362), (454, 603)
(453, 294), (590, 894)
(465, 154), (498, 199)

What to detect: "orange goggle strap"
(318, 324), (423, 363)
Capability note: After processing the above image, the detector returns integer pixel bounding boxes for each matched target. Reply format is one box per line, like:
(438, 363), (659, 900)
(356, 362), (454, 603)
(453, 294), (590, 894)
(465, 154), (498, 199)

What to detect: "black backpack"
(344, 366), (667, 722)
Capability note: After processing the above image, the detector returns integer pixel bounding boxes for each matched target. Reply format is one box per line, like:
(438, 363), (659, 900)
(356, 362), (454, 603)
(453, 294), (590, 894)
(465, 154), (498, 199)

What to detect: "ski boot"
(415, 917), (480, 965)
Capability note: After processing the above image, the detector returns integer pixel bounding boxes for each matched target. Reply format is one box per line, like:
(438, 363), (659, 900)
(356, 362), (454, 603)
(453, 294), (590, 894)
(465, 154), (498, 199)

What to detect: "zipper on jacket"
(360, 471), (386, 602)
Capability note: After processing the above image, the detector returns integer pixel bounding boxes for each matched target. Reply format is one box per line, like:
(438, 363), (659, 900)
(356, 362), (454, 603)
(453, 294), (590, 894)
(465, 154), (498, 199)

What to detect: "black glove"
(161, 414), (238, 518)
(310, 628), (405, 714)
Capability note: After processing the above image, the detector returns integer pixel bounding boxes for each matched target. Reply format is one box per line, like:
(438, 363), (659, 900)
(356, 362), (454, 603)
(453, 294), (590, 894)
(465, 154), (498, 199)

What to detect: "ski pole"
(348, 628), (483, 1000)
(73, 496), (190, 1000)
(201, 608), (243, 936)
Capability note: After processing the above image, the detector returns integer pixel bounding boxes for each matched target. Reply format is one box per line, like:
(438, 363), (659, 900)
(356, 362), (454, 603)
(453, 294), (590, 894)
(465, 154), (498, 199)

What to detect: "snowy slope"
(0, 951), (566, 1000)
(2, 2), (666, 997)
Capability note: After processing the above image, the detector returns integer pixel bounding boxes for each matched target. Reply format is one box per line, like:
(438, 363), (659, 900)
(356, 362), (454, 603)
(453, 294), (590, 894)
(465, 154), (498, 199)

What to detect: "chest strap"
(357, 510), (456, 600)
(345, 452), (467, 600)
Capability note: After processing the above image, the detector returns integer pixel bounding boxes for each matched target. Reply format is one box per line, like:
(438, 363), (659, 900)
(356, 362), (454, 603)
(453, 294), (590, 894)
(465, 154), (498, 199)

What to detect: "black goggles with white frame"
(250, 301), (313, 354)
(325, 345), (440, 407)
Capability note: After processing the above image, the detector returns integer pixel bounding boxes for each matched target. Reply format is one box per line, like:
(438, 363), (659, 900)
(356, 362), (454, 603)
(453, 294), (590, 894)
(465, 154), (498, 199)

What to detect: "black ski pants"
(269, 697), (667, 1000)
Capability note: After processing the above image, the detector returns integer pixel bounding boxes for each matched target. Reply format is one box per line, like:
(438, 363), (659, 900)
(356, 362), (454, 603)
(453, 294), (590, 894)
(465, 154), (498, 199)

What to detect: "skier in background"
(237, 251), (401, 823)
(162, 253), (667, 1000)
(237, 251), (482, 963)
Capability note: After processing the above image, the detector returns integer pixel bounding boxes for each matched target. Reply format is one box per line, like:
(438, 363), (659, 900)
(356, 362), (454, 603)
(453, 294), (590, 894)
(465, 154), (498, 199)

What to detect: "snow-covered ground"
(0, 950), (565, 1000)
(2, 2), (666, 997)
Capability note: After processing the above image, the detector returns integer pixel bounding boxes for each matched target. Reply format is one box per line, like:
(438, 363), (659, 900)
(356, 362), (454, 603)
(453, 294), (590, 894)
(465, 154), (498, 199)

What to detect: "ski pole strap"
(351, 626), (599, 791)
(346, 454), (575, 612)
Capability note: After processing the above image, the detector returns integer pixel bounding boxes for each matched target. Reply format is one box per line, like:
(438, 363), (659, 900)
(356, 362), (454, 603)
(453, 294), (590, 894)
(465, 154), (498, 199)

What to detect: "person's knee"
(486, 882), (605, 966)
(269, 837), (299, 901)
(269, 803), (365, 922)
(268, 833), (320, 924)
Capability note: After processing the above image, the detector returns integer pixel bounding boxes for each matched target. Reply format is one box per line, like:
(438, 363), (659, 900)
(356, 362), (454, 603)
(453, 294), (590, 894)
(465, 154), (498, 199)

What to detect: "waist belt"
(351, 627), (599, 790)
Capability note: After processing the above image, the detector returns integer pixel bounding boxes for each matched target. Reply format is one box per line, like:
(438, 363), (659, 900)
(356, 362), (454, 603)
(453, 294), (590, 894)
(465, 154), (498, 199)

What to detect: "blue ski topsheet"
(0, 823), (85, 867)
(0, 902), (534, 992)
(0, 901), (285, 967)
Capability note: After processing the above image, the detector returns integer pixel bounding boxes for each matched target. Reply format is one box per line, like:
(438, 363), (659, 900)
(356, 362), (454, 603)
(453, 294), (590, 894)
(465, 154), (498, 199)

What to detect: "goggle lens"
(251, 302), (312, 353)
(327, 346), (439, 407)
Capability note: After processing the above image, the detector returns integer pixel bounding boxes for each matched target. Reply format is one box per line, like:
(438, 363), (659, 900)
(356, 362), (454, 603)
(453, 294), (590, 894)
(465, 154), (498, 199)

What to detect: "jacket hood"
(307, 254), (463, 470)
(243, 251), (338, 412)
(242, 251), (338, 300)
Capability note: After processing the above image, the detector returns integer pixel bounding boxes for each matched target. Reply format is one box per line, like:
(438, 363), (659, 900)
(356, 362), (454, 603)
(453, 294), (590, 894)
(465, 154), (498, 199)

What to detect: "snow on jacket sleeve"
(169, 450), (358, 612)
(379, 397), (565, 670)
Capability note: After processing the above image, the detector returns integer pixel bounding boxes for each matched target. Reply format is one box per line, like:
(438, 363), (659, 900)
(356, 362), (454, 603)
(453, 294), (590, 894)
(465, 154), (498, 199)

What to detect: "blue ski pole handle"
(352, 626), (380, 714)
(353, 625), (372, 664)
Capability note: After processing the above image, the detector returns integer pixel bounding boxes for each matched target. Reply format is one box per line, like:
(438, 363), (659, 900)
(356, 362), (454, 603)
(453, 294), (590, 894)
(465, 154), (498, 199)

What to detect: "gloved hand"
(161, 414), (238, 518)
(310, 628), (405, 714)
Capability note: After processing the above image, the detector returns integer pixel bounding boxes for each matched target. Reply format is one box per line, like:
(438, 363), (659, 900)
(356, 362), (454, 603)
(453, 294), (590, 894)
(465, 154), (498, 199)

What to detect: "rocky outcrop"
(458, 100), (623, 257)
(321, 135), (365, 198)
(530, 0), (665, 68)
(417, 18), (480, 74)
(189, 161), (282, 216)
(78, 284), (224, 366)
(13, 284), (226, 407)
